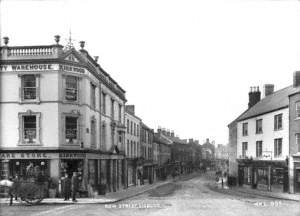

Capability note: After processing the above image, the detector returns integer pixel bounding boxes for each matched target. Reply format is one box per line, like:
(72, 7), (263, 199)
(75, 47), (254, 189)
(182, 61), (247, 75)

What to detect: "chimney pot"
(79, 41), (85, 49)
(94, 56), (99, 62)
(248, 86), (261, 108)
(3, 36), (9, 46)
(54, 35), (60, 45)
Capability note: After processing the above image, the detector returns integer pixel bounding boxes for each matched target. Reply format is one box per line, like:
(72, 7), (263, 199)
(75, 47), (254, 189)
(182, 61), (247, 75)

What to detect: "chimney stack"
(170, 130), (175, 137)
(293, 71), (300, 88)
(248, 86), (261, 108)
(263, 84), (274, 97)
(125, 105), (135, 115)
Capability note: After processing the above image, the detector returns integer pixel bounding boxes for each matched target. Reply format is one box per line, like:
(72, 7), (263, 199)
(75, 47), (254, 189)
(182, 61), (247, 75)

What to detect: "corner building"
(0, 37), (127, 195)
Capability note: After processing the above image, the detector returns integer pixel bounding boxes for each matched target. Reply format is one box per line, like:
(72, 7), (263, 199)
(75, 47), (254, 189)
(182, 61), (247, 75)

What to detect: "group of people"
(61, 172), (79, 202)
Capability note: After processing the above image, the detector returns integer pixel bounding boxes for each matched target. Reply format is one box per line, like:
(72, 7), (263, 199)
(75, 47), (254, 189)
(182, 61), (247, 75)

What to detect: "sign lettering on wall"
(0, 64), (85, 74)
(59, 153), (86, 159)
(0, 153), (48, 159)
(0, 64), (53, 71)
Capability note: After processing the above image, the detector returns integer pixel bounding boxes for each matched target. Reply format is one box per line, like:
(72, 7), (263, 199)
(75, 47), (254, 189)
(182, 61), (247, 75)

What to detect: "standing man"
(62, 173), (71, 201)
(71, 172), (78, 202)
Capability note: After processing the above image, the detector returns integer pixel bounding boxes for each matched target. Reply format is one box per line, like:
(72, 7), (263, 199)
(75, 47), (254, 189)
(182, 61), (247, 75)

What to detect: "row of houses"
(0, 36), (203, 196)
(228, 72), (300, 194)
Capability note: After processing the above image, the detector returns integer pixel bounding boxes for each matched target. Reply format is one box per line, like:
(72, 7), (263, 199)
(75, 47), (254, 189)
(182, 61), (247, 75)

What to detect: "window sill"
(18, 142), (42, 146)
(19, 100), (41, 105)
(274, 128), (283, 132)
(295, 118), (300, 121)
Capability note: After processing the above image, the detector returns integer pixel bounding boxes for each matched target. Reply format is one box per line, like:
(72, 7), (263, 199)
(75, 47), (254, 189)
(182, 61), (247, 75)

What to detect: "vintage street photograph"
(1, 0), (300, 215)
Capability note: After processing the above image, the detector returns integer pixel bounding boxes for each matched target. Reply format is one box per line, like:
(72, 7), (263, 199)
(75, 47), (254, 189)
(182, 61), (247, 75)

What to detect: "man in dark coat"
(62, 173), (71, 201)
(71, 172), (79, 202)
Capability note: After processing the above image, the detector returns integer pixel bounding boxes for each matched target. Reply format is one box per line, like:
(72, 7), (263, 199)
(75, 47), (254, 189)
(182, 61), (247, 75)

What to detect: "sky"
(1, 0), (300, 145)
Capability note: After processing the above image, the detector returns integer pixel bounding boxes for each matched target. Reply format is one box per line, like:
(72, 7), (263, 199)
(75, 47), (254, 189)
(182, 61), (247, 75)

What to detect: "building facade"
(230, 74), (300, 193)
(0, 36), (126, 196)
(140, 123), (155, 184)
(124, 105), (141, 186)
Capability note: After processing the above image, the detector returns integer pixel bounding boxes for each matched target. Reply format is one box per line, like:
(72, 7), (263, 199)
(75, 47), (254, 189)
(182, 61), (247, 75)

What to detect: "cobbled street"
(1, 174), (300, 216)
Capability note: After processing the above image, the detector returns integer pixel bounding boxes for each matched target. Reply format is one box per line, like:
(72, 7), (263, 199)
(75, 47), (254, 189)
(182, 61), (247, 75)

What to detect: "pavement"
(0, 172), (199, 205)
(207, 180), (300, 202)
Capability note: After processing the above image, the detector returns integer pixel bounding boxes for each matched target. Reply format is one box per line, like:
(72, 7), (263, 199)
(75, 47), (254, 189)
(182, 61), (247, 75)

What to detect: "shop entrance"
(60, 159), (83, 178)
(295, 168), (300, 193)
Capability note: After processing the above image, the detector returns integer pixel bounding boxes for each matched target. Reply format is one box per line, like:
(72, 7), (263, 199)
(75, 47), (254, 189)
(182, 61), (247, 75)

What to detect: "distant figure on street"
(62, 173), (71, 201)
(71, 172), (79, 202)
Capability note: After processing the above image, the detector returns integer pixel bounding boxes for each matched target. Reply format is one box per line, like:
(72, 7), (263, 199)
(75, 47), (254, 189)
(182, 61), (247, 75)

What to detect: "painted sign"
(59, 153), (86, 159)
(262, 151), (272, 160)
(0, 153), (48, 159)
(0, 64), (53, 71)
(0, 64), (85, 74)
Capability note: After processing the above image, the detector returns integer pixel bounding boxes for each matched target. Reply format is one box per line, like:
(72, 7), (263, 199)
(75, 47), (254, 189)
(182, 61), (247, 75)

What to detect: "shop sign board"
(59, 153), (86, 159)
(262, 151), (272, 160)
(0, 152), (49, 159)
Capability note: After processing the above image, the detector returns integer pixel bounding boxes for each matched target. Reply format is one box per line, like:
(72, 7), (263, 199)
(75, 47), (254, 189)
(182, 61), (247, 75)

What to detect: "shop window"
(257, 168), (268, 186)
(18, 110), (41, 145)
(274, 114), (283, 131)
(21, 74), (40, 101)
(256, 141), (263, 158)
(274, 138), (282, 157)
(256, 119), (263, 134)
(242, 122), (248, 136)
(65, 75), (78, 102)
(243, 167), (252, 185)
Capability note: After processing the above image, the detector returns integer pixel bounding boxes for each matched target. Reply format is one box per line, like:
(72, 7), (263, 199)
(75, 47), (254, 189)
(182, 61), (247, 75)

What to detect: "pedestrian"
(71, 172), (79, 202)
(62, 173), (71, 201)
(8, 176), (14, 206)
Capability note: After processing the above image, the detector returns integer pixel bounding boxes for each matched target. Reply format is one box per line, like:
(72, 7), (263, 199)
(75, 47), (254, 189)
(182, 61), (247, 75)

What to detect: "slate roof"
(237, 85), (300, 122)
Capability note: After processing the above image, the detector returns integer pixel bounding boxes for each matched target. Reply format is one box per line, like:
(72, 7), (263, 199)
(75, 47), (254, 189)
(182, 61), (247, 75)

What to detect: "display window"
(9, 159), (49, 180)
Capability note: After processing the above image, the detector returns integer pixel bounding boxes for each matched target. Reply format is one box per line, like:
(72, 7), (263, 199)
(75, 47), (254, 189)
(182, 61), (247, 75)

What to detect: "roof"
(237, 85), (300, 122)
(153, 134), (172, 145)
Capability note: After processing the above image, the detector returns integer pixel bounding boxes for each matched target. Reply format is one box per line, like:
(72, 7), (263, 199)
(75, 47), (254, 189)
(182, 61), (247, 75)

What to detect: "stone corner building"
(0, 36), (127, 195)
(228, 72), (300, 194)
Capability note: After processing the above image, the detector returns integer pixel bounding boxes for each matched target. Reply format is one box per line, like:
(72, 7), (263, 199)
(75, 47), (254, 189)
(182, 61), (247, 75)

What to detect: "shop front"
(237, 159), (288, 192)
(0, 150), (126, 197)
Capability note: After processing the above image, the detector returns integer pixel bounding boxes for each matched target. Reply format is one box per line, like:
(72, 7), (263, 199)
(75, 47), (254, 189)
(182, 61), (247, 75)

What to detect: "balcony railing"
(8, 46), (54, 56)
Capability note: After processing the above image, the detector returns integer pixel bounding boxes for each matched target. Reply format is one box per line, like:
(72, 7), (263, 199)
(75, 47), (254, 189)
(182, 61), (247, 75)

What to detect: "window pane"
(66, 117), (77, 139)
(23, 75), (36, 87)
(23, 116), (36, 140)
(65, 76), (77, 101)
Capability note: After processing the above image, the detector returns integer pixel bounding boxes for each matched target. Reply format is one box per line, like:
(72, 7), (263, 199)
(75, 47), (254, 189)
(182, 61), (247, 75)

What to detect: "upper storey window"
(256, 119), (263, 134)
(20, 74), (40, 102)
(274, 114), (283, 131)
(296, 102), (300, 119)
(23, 75), (36, 100)
(65, 76), (78, 102)
(242, 122), (248, 136)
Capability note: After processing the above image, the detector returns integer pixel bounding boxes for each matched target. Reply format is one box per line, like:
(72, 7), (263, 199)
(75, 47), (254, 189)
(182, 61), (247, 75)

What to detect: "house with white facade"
(0, 36), (127, 196)
(229, 73), (300, 194)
